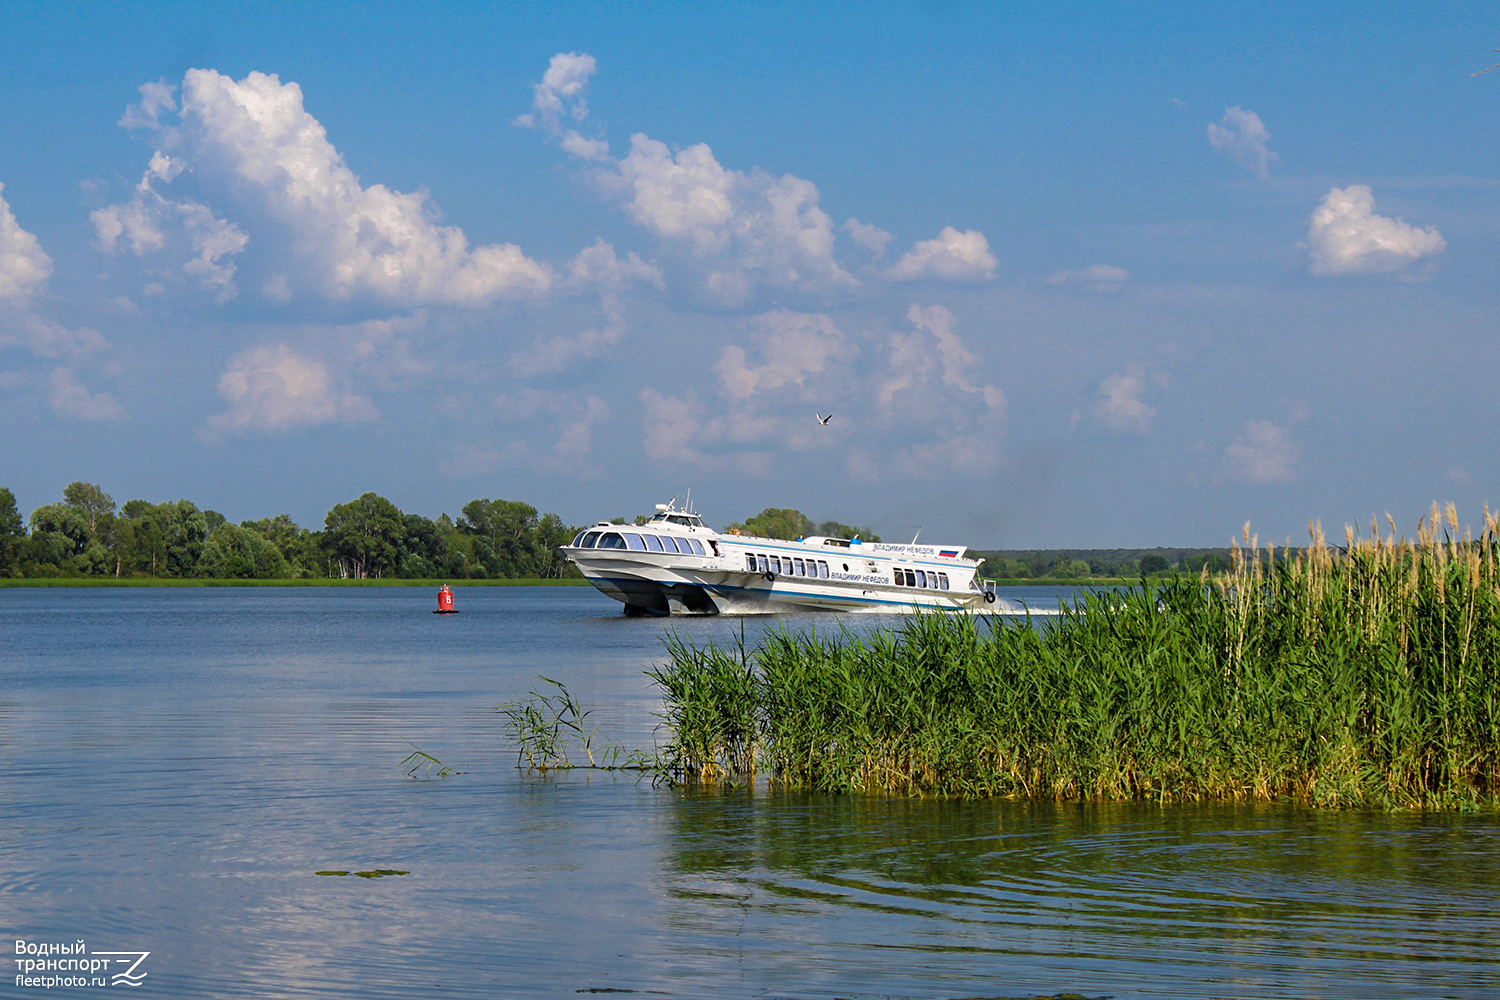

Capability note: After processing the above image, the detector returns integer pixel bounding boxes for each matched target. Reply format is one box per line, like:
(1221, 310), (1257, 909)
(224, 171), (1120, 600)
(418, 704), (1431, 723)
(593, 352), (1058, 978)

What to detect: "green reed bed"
(649, 504), (1500, 808)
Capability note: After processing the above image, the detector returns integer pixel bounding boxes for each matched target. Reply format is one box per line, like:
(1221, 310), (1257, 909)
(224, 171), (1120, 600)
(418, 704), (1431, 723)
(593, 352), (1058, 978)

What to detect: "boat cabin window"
(597, 532), (627, 549)
(743, 551), (832, 578)
(916, 570), (927, 588)
(624, 532), (647, 551)
(685, 538), (705, 556)
(645, 534), (665, 553)
(579, 530), (602, 548)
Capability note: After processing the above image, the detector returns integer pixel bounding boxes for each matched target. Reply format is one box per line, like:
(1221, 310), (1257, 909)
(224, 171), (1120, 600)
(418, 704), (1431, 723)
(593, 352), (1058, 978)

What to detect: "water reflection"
(1, 587), (1496, 999)
(658, 789), (1500, 998)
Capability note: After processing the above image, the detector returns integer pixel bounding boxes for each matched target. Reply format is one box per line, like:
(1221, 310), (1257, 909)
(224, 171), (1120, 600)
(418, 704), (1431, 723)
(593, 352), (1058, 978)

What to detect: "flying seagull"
(816, 413), (832, 425)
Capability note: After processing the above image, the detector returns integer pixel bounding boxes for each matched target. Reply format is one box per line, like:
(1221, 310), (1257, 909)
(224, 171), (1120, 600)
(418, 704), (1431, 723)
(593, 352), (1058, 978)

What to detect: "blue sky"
(1, 1), (1496, 546)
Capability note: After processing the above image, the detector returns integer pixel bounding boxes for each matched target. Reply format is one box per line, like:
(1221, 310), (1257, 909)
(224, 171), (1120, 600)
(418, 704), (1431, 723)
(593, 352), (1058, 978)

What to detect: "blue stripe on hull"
(584, 575), (971, 612)
(703, 581), (967, 610)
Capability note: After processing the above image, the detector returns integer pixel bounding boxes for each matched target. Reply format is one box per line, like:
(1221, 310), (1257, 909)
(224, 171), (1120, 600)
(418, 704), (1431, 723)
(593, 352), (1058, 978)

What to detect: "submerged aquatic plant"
(399, 741), (463, 779)
(648, 505), (1500, 808)
(499, 676), (648, 771)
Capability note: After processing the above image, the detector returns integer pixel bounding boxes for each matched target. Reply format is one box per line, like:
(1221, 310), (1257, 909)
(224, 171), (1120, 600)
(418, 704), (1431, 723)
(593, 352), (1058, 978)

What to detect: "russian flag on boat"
(938, 549), (959, 558)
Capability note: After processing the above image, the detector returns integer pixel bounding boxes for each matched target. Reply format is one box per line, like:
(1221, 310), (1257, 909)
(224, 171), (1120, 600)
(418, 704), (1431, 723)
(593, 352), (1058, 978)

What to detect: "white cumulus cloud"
(1306, 185), (1445, 276)
(715, 310), (848, 400)
(46, 366), (126, 422)
(507, 240), (662, 376)
(880, 304), (1004, 412)
(844, 217), (893, 259)
(640, 387), (706, 464)
(530, 52), (597, 126)
(1089, 365), (1156, 433)
(884, 226), (997, 283)
(524, 54), (860, 305)
(1207, 106), (1278, 178)
(592, 133), (854, 304)
(1047, 264), (1127, 292)
(1221, 418), (1301, 483)
(1, 187), (122, 418)
(203, 343), (376, 439)
(484, 389), (612, 468)
(515, 52), (610, 162)
(562, 238), (663, 292)
(0, 183), (54, 301)
(0, 315), (108, 361)
(92, 165), (248, 301)
(527, 52), (1003, 305)
(106, 69), (551, 306)
(119, 80), (177, 131)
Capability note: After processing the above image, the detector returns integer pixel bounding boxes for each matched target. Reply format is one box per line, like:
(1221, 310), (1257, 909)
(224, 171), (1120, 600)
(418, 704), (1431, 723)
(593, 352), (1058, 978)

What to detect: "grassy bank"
(0, 577), (590, 588)
(649, 505), (1500, 809)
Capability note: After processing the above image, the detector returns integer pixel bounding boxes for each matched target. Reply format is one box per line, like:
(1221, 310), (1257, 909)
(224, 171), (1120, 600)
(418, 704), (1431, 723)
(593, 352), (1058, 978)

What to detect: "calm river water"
(1, 586), (1496, 999)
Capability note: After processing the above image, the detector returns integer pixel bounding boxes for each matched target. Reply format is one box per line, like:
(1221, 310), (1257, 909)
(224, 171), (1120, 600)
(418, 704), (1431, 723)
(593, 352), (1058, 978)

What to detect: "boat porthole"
(763, 571), (775, 582)
(842, 563), (849, 571)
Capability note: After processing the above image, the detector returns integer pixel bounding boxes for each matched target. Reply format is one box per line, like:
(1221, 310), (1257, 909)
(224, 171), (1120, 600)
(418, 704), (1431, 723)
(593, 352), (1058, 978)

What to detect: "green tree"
(399, 513), (447, 578)
(27, 503), (93, 562)
(725, 508), (814, 540)
(242, 514), (318, 577)
(991, 556), (1031, 579)
(1048, 557), (1093, 579)
(0, 487), (24, 576)
(157, 501), (211, 577)
(109, 499), (209, 577)
(439, 520), (481, 579)
(324, 493), (404, 578)
(118, 502), (167, 576)
(1139, 553), (1171, 575)
(812, 520), (882, 543)
(1181, 553), (1231, 575)
(197, 523), (290, 578)
(534, 511), (581, 578)
(61, 481), (115, 535)
(458, 498), (541, 577)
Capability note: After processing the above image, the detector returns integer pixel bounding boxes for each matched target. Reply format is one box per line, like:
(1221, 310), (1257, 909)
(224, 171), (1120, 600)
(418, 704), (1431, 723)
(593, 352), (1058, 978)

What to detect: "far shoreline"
(0, 577), (593, 589)
(0, 576), (1131, 589)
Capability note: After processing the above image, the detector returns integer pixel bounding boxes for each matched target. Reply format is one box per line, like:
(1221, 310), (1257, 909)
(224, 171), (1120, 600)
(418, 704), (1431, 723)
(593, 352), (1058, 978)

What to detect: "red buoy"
(434, 584), (459, 614)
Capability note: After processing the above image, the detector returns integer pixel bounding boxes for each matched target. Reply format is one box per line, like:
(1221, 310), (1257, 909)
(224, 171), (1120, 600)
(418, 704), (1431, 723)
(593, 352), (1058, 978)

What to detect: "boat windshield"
(651, 513), (704, 527)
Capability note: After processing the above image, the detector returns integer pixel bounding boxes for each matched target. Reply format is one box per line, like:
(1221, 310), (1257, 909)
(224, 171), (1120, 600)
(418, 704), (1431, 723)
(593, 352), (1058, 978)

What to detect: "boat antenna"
(911, 526), (922, 545)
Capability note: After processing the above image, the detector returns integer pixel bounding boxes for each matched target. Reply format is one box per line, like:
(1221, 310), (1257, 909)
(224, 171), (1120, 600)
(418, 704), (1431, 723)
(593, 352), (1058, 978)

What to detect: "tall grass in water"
(649, 505), (1500, 808)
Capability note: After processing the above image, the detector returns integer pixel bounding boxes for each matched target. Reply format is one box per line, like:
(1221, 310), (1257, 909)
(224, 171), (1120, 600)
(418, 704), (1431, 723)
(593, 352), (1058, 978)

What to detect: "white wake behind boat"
(562, 497), (996, 615)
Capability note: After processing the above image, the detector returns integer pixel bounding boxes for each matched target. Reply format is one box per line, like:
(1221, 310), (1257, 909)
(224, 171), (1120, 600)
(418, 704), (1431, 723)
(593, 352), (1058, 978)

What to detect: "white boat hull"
(562, 505), (991, 616)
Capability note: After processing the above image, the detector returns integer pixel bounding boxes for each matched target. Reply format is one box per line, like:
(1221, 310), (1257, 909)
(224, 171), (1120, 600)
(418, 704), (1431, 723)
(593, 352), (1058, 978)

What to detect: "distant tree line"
(0, 483), (582, 580)
(0, 485), (1233, 583)
(720, 507), (883, 543)
(973, 548), (1234, 580)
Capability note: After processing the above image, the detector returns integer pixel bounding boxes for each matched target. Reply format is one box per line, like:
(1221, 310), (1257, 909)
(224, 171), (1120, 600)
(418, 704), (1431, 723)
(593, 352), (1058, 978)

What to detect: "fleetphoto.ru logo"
(15, 940), (150, 989)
